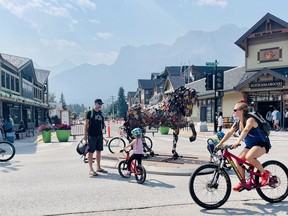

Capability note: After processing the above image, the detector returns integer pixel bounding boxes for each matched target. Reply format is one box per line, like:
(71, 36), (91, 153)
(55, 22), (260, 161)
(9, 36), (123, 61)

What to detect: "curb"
(101, 157), (196, 176)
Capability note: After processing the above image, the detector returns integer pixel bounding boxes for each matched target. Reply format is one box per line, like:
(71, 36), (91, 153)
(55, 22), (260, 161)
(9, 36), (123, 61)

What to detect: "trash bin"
(6, 132), (14, 143)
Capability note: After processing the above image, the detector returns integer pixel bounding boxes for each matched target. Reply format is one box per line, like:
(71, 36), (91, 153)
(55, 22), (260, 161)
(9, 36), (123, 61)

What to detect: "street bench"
(145, 126), (158, 136)
(26, 122), (35, 137)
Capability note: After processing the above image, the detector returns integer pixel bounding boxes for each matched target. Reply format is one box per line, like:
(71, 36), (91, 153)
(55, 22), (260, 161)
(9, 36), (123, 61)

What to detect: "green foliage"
(117, 87), (128, 118)
(59, 92), (67, 109)
(49, 92), (56, 102)
(67, 104), (87, 118)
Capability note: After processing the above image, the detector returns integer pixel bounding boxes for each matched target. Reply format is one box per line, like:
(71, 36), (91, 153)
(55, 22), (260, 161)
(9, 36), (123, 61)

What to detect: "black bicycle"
(108, 126), (153, 154)
(0, 141), (16, 162)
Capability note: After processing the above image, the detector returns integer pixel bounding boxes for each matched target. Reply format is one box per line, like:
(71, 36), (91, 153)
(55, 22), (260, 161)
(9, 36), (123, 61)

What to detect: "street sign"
(206, 62), (215, 67)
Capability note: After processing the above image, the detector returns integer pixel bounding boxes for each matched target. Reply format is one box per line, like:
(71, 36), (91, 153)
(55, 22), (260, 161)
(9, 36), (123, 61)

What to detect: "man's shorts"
(273, 120), (279, 124)
(88, 135), (103, 153)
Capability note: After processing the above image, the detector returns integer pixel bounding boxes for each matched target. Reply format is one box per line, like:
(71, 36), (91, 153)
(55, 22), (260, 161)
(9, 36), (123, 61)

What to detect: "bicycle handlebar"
(214, 144), (241, 152)
(119, 148), (132, 153)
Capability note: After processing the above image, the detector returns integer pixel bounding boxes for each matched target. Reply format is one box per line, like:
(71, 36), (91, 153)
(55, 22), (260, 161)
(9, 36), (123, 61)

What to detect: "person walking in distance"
(271, 107), (280, 131)
(217, 112), (223, 132)
(84, 99), (107, 176)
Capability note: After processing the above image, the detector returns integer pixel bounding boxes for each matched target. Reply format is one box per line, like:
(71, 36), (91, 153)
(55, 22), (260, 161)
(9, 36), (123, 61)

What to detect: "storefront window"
(1, 71), (5, 87)
(6, 73), (10, 89)
(11, 76), (15, 91)
(10, 106), (21, 124)
(269, 92), (281, 101)
(15, 78), (19, 92)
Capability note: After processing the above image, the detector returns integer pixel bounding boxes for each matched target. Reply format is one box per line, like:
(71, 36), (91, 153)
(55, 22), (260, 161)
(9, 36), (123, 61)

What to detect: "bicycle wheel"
(135, 164), (146, 184)
(189, 164), (231, 209)
(143, 136), (153, 152)
(255, 160), (288, 203)
(0, 141), (16, 162)
(118, 160), (129, 178)
(108, 137), (126, 153)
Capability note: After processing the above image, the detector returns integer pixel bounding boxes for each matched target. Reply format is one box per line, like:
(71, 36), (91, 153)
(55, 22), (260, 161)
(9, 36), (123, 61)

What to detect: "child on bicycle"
(207, 131), (225, 162)
(122, 127), (144, 177)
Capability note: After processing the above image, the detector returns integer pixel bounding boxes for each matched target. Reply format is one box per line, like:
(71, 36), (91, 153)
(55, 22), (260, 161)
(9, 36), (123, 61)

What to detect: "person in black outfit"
(84, 99), (107, 176)
(15, 120), (26, 139)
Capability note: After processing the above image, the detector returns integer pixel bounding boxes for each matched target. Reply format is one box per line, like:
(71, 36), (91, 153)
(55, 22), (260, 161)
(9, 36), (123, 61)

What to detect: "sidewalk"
(101, 124), (288, 176)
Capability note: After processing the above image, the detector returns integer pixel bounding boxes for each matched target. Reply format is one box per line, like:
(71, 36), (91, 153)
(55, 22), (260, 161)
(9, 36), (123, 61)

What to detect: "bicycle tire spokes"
(135, 165), (146, 184)
(189, 164), (231, 209)
(255, 160), (288, 203)
(108, 137), (126, 153)
(0, 142), (16, 162)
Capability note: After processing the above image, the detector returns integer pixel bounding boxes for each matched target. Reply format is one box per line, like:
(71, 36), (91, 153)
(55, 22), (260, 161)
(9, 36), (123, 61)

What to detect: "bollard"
(107, 120), (111, 138)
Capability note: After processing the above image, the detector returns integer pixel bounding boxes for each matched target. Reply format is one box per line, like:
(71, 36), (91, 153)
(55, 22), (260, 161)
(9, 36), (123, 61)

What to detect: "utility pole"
(110, 96), (115, 120)
(206, 60), (219, 133)
(214, 60), (218, 133)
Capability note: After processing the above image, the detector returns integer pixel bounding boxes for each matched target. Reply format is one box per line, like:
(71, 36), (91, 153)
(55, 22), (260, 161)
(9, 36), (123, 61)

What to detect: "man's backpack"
(248, 112), (271, 136)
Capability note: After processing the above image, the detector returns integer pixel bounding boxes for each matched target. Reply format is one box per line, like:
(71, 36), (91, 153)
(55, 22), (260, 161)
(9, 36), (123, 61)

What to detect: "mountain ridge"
(49, 24), (247, 106)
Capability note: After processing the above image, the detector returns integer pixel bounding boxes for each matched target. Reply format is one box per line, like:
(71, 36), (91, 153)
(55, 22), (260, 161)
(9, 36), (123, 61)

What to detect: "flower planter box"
(42, 130), (51, 143)
(56, 130), (71, 142)
(159, 127), (170, 135)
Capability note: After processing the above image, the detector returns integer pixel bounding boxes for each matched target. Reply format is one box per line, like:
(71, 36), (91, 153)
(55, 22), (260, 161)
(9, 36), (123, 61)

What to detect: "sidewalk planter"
(56, 130), (71, 142)
(6, 132), (15, 143)
(42, 130), (51, 143)
(160, 127), (170, 135)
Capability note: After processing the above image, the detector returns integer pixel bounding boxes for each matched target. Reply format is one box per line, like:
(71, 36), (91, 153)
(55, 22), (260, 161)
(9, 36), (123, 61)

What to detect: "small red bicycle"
(118, 149), (146, 184)
(189, 144), (288, 209)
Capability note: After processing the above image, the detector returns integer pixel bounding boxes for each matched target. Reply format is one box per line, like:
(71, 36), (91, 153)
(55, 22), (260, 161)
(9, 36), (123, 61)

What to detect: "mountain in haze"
(36, 59), (77, 78)
(49, 24), (247, 106)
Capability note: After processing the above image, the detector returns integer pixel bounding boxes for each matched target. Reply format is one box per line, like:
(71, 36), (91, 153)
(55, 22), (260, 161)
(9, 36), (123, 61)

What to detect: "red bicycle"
(118, 149), (146, 184)
(189, 144), (288, 209)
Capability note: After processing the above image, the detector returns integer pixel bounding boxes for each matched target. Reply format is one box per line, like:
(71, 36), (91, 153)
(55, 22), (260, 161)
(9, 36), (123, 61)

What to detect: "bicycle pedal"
(238, 187), (245, 192)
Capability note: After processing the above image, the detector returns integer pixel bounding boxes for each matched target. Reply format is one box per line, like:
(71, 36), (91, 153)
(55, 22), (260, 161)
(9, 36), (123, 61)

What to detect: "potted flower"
(55, 124), (71, 142)
(159, 126), (170, 135)
(38, 125), (53, 143)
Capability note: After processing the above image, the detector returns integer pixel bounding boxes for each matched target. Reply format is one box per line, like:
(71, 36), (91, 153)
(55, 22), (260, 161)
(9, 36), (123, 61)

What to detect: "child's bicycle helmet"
(217, 131), (225, 140)
(131, 128), (142, 137)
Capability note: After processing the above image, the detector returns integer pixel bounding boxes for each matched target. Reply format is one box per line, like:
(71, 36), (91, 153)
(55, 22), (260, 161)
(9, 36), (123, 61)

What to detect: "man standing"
(271, 107), (280, 131)
(84, 99), (107, 176)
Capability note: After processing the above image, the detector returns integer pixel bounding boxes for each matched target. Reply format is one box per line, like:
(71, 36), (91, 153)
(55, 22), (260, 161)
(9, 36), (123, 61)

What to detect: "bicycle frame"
(124, 151), (140, 174)
(221, 148), (261, 189)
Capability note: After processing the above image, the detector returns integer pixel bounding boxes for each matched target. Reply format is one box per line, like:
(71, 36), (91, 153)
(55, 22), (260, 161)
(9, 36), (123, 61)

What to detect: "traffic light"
(205, 73), (213, 90)
(215, 70), (224, 90)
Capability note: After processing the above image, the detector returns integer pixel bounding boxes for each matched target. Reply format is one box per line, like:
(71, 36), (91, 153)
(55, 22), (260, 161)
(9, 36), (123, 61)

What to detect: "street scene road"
(1, 122), (287, 216)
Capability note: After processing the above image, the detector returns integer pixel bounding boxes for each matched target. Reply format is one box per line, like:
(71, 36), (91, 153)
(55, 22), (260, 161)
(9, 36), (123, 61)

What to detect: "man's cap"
(95, 99), (104, 104)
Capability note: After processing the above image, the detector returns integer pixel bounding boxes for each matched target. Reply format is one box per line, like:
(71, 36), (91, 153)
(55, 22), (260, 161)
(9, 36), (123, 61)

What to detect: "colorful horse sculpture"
(124, 86), (198, 158)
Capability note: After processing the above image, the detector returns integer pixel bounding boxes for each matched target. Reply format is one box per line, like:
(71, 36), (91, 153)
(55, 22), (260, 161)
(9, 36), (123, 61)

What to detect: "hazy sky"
(0, 0), (287, 67)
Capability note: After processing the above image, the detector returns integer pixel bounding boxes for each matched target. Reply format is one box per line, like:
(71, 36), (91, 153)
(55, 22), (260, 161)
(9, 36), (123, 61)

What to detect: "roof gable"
(165, 76), (185, 91)
(186, 66), (246, 96)
(234, 68), (288, 91)
(235, 13), (288, 50)
(138, 79), (153, 89)
(34, 68), (50, 85)
(0, 53), (31, 70)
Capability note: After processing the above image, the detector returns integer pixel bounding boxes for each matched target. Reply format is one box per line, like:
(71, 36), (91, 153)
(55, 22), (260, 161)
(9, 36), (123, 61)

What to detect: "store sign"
(257, 47), (282, 63)
(249, 81), (284, 89)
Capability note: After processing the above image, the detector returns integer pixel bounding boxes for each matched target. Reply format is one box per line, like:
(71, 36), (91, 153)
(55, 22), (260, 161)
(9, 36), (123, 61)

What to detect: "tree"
(59, 92), (67, 109)
(117, 87), (128, 118)
(49, 92), (56, 103)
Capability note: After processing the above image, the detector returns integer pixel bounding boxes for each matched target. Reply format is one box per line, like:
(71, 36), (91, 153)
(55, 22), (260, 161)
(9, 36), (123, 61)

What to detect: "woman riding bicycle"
(122, 127), (143, 177)
(216, 100), (271, 191)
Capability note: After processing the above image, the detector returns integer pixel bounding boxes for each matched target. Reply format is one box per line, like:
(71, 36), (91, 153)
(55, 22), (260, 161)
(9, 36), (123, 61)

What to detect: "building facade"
(0, 53), (51, 129)
(187, 13), (288, 128)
